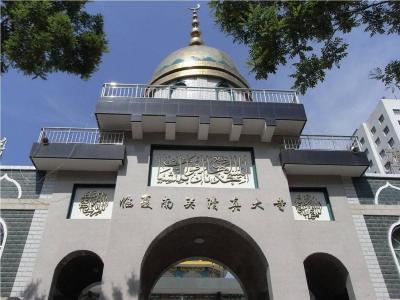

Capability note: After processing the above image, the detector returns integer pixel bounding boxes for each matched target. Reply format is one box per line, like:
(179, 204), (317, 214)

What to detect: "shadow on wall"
(101, 272), (140, 300)
(14, 271), (139, 300)
(10, 280), (46, 300)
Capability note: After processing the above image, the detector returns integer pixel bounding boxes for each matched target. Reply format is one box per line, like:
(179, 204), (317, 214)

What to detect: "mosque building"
(1, 5), (400, 300)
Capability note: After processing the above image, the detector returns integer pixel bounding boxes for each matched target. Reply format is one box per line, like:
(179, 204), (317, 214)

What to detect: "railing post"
(66, 128), (71, 144)
(38, 128), (44, 143)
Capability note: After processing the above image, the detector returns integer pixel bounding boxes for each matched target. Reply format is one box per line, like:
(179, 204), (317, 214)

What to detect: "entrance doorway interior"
(49, 250), (103, 300)
(140, 217), (270, 300)
(304, 253), (355, 300)
(150, 257), (245, 300)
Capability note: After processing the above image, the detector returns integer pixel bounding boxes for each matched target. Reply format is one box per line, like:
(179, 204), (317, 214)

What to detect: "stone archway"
(140, 217), (271, 300)
(304, 253), (355, 300)
(49, 250), (104, 300)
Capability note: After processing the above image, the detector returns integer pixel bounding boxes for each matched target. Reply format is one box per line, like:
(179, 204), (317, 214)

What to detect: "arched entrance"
(140, 217), (270, 300)
(49, 250), (104, 300)
(151, 257), (245, 299)
(304, 253), (355, 300)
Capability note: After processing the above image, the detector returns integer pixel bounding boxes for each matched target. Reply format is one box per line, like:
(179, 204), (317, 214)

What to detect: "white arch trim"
(0, 218), (7, 258)
(388, 219), (400, 275)
(374, 181), (400, 205)
(0, 173), (22, 199)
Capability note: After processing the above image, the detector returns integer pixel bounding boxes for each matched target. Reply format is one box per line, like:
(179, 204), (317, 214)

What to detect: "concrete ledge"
(350, 204), (400, 215)
(30, 143), (125, 171)
(281, 150), (369, 176)
(0, 199), (50, 210)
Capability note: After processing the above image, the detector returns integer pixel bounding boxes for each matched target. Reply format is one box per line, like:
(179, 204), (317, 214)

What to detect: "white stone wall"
(352, 214), (390, 300)
(10, 209), (48, 298)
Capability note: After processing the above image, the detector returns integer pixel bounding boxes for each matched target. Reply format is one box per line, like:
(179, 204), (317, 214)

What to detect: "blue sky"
(1, 1), (399, 166)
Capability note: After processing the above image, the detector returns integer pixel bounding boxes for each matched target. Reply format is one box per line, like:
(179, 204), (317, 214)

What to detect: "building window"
(391, 226), (400, 266)
(369, 160), (373, 167)
(360, 137), (365, 145)
(365, 148), (369, 156)
(371, 126), (376, 135)
(379, 149), (386, 158)
(385, 161), (391, 171)
(393, 109), (400, 115)
(383, 126), (390, 135)
(375, 137), (381, 146)
(379, 114), (385, 124)
(0, 218), (7, 258)
(389, 138), (395, 148)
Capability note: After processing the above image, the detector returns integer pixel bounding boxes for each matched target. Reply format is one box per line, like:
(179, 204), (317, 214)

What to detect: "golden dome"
(149, 5), (249, 88)
(150, 45), (249, 88)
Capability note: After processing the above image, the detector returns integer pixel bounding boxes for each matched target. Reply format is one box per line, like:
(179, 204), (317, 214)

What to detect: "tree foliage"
(1, 0), (107, 79)
(210, 1), (400, 94)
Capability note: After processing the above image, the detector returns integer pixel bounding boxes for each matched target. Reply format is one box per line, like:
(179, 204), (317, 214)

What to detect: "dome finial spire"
(189, 4), (204, 46)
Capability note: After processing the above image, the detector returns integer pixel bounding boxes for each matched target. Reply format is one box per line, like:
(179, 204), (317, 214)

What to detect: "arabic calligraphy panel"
(150, 149), (256, 188)
(290, 189), (333, 221)
(68, 185), (115, 219)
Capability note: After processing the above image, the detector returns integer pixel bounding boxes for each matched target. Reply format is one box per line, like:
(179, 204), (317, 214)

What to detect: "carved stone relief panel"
(69, 186), (115, 219)
(150, 149), (256, 188)
(290, 189), (333, 221)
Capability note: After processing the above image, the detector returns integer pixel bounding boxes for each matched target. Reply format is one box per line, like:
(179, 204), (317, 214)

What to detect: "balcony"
(96, 83), (306, 142)
(30, 128), (125, 171)
(280, 135), (369, 176)
(100, 83), (300, 103)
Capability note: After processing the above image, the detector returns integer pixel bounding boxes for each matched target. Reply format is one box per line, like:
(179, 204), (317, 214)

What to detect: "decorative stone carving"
(293, 193), (322, 220)
(150, 149), (256, 188)
(79, 191), (109, 217)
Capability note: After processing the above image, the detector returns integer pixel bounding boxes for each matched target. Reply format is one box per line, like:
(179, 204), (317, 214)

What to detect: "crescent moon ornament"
(189, 4), (200, 12)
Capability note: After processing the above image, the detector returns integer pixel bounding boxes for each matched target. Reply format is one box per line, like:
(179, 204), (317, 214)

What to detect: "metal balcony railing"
(38, 128), (124, 145)
(100, 83), (299, 104)
(282, 135), (361, 151)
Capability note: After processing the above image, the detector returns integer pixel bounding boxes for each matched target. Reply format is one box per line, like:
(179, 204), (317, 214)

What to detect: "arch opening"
(390, 223), (400, 274)
(304, 253), (355, 300)
(0, 218), (7, 258)
(49, 250), (104, 300)
(140, 217), (270, 300)
(150, 257), (245, 299)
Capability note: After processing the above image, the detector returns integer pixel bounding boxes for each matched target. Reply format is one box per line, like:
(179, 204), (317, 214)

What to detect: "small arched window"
(0, 218), (7, 258)
(169, 81), (187, 98)
(392, 226), (400, 264)
(216, 81), (233, 101)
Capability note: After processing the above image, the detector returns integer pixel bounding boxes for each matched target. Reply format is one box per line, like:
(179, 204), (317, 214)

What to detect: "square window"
(290, 189), (334, 221)
(360, 137), (365, 145)
(375, 137), (381, 146)
(383, 126), (390, 135)
(393, 109), (400, 115)
(371, 126), (376, 135)
(379, 114), (384, 124)
(379, 149), (386, 158)
(388, 138), (395, 148)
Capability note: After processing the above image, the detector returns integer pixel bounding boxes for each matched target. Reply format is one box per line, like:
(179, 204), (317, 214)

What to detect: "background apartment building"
(355, 99), (400, 174)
